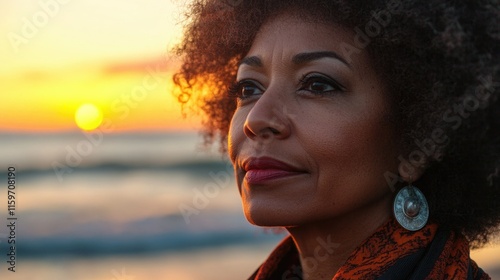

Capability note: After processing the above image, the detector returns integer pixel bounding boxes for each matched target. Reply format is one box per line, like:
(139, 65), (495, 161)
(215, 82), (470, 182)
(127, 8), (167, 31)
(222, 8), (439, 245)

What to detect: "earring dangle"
(393, 181), (429, 231)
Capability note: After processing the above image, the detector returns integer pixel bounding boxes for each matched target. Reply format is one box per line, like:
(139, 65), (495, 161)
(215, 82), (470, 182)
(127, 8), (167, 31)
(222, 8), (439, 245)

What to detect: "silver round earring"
(393, 182), (429, 231)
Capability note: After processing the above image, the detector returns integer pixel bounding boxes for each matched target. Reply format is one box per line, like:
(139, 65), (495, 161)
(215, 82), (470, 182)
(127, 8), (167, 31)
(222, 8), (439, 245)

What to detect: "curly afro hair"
(173, 0), (500, 247)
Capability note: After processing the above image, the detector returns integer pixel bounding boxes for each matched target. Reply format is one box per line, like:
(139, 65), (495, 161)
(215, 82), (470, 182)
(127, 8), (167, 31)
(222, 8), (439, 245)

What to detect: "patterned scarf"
(249, 219), (490, 279)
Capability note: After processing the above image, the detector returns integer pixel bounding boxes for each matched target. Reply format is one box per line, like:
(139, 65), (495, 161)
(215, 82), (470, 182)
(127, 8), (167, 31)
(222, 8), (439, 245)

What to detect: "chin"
(243, 202), (307, 227)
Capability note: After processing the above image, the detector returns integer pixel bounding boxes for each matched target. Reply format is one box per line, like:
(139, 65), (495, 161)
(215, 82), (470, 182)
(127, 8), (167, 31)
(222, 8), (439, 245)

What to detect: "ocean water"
(0, 131), (284, 279)
(0, 132), (498, 279)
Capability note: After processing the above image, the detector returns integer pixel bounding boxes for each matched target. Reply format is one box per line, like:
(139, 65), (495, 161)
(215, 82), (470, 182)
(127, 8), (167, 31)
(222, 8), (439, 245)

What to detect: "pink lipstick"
(242, 157), (306, 184)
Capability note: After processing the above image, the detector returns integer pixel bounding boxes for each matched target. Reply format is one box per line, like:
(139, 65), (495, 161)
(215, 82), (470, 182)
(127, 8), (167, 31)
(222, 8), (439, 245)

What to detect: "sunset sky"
(1, 0), (201, 132)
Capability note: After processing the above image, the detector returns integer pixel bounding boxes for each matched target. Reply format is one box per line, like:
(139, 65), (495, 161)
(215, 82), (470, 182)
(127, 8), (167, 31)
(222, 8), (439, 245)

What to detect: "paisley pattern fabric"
(249, 219), (490, 280)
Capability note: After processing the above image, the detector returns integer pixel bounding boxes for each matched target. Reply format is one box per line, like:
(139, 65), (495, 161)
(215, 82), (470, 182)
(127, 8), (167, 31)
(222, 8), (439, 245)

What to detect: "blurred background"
(0, 1), (498, 279)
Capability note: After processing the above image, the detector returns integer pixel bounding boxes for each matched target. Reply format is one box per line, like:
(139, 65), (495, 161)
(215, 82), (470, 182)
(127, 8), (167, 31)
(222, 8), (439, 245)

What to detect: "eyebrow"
(238, 56), (263, 67)
(292, 51), (350, 67)
(238, 51), (350, 68)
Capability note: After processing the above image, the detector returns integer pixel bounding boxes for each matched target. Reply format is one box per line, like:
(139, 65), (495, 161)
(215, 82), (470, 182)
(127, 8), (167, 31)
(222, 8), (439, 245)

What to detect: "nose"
(243, 92), (292, 141)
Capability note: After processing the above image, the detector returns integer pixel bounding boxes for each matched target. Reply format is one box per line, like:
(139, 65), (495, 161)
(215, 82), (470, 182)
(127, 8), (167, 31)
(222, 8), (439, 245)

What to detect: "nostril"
(260, 128), (276, 139)
(243, 124), (256, 138)
(268, 127), (280, 134)
(244, 125), (280, 139)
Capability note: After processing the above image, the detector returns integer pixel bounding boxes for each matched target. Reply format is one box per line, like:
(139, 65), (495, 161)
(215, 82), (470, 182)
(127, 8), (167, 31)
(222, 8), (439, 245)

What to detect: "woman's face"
(228, 14), (400, 227)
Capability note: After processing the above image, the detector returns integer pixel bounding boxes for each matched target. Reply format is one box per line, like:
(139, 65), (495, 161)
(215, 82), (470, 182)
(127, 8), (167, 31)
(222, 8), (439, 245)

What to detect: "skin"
(228, 13), (409, 279)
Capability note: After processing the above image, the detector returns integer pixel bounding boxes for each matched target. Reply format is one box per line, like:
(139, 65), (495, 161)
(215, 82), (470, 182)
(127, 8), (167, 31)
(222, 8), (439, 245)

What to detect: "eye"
(298, 73), (345, 95)
(228, 80), (264, 99)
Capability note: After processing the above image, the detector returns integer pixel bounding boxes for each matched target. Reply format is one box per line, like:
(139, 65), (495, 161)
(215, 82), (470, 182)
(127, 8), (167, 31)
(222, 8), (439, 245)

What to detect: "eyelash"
(228, 73), (345, 100)
(298, 73), (346, 95)
(228, 80), (264, 100)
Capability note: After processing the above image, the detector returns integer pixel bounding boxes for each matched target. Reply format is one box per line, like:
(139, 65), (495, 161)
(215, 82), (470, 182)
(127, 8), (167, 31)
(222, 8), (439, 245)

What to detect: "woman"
(173, 0), (500, 279)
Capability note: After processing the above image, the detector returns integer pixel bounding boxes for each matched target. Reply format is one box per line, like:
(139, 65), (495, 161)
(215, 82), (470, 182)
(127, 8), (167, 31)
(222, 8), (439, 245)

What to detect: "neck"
(286, 197), (392, 280)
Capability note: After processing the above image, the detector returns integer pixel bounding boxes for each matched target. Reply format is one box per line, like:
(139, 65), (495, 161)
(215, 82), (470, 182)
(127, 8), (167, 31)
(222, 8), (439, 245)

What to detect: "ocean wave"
(4, 227), (282, 258)
(0, 160), (232, 179)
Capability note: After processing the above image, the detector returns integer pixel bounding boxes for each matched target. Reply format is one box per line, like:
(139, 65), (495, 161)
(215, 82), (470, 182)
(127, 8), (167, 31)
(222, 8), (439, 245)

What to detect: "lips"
(242, 157), (307, 184)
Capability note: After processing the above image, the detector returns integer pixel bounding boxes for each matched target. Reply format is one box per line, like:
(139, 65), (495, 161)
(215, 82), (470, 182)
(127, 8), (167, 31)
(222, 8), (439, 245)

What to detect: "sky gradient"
(1, 0), (200, 132)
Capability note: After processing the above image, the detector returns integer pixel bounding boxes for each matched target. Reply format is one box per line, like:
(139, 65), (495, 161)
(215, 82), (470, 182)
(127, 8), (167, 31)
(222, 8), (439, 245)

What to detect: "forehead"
(242, 13), (370, 71)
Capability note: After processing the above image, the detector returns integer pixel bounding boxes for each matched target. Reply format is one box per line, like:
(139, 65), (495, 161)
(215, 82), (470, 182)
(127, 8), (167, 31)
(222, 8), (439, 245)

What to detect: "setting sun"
(75, 103), (103, 131)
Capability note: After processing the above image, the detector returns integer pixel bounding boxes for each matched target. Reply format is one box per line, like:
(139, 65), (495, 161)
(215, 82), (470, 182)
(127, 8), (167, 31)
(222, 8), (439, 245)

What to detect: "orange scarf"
(249, 219), (490, 279)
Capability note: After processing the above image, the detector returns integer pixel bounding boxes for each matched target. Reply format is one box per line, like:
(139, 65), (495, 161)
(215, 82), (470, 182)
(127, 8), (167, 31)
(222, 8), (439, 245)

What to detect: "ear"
(397, 157), (427, 183)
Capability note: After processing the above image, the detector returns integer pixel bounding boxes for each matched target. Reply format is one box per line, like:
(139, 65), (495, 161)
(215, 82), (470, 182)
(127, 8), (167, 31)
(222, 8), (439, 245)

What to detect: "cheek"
(228, 109), (246, 163)
(302, 112), (398, 193)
